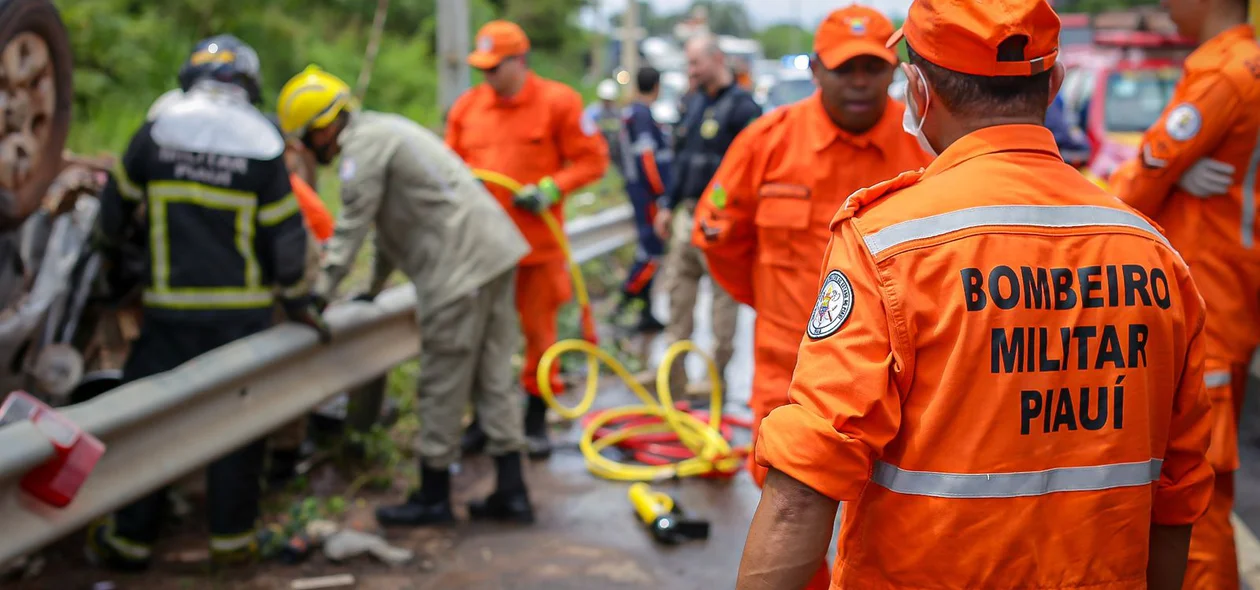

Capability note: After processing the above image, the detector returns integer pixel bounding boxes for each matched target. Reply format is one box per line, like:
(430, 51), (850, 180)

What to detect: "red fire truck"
(1056, 10), (1196, 187)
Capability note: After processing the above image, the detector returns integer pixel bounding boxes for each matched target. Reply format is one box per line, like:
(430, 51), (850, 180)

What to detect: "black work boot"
(524, 396), (552, 460)
(85, 520), (151, 573)
(461, 418), (488, 455)
(468, 453), (535, 524)
(374, 465), (455, 527)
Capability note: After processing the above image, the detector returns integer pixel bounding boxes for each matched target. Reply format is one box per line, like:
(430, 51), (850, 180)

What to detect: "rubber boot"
(374, 465), (456, 527)
(85, 520), (151, 573)
(524, 396), (552, 460)
(209, 540), (260, 570)
(461, 418), (488, 455)
(468, 453), (535, 524)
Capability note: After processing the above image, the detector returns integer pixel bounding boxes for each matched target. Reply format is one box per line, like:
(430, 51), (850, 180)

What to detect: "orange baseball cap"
(888, 0), (1061, 77)
(468, 20), (530, 69)
(815, 5), (898, 69)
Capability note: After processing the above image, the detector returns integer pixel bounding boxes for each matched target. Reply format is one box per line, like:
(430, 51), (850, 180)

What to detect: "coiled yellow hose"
(471, 169), (748, 482)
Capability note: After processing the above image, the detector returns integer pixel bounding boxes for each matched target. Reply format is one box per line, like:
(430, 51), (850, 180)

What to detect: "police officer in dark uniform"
(86, 34), (329, 571)
(613, 66), (672, 333)
(652, 33), (760, 396)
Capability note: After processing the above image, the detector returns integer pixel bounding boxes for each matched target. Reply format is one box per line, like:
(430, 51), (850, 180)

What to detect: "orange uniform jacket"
(445, 72), (610, 265)
(758, 126), (1214, 589)
(1111, 25), (1260, 369)
(690, 94), (931, 486)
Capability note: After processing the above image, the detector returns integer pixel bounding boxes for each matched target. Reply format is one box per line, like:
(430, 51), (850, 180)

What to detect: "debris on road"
(290, 573), (356, 590)
(323, 529), (413, 565)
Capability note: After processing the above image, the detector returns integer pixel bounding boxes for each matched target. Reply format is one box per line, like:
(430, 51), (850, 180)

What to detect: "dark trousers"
(111, 314), (271, 548)
(621, 182), (666, 304)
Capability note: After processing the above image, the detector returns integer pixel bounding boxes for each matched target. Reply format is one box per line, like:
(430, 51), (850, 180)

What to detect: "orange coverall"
(758, 125), (1215, 589)
(692, 93), (930, 490)
(1109, 24), (1260, 590)
(446, 72), (609, 395)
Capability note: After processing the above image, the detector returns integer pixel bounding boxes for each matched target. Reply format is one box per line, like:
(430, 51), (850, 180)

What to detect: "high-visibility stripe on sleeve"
(862, 205), (1170, 257)
(1204, 370), (1232, 388)
(113, 162), (144, 201)
(259, 193), (301, 226)
(143, 289), (273, 309)
(871, 458), (1163, 499)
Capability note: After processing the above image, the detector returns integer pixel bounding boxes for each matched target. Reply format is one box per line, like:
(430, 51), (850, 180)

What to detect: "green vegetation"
(60, 0), (595, 154)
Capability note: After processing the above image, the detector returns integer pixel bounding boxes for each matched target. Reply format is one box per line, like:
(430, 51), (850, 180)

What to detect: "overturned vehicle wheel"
(0, 0), (73, 232)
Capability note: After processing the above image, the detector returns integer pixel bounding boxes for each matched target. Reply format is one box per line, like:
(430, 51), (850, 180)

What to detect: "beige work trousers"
(664, 205), (738, 395)
(416, 268), (525, 469)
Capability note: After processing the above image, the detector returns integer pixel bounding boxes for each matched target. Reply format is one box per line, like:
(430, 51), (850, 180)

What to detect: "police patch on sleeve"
(1164, 103), (1202, 142)
(339, 157), (356, 182)
(807, 270), (854, 340)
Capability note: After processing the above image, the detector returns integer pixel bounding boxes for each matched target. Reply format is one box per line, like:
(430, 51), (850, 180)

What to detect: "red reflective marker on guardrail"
(0, 391), (105, 508)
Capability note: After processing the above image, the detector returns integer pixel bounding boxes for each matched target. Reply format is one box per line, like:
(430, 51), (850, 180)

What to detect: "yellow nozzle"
(628, 482), (675, 526)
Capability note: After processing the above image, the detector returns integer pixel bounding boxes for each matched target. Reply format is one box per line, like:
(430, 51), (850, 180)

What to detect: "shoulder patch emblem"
(1164, 103), (1202, 142)
(339, 157), (356, 182)
(807, 270), (854, 340)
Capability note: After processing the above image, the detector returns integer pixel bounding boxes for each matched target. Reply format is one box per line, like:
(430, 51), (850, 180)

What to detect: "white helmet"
(597, 79), (619, 101)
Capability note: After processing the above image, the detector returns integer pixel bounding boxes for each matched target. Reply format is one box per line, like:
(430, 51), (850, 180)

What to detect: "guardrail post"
(345, 375), (388, 439)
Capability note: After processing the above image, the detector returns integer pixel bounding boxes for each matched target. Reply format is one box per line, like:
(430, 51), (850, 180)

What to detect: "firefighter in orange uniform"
(1107, 0), (1260, 587)
(446, 20), (609, 459)
(737, 1), (1215, 589)
(696, 5), (930, 485)
(692, 7), (930, 587)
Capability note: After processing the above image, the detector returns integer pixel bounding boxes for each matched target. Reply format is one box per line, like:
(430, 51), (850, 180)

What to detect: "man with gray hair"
(653, 33), (760, 397)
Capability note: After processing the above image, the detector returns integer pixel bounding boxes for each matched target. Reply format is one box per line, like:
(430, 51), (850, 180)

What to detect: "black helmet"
(177, 34), (263, 104)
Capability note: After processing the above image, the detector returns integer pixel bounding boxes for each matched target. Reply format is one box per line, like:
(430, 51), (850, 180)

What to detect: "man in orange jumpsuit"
(1108, 0), (1260, 587)
(446, 20), (609, 459)
(737, 1), (1215, 589)
(691, 7), (930, 587)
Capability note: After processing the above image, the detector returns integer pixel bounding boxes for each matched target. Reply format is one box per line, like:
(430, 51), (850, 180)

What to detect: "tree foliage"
(610, 0), (753, 38)
(60, 0), (595, 153)
(757, 23), (813, 58)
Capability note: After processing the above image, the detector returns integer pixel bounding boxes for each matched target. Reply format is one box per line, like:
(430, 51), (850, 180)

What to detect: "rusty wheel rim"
(0, 31), (56, 196)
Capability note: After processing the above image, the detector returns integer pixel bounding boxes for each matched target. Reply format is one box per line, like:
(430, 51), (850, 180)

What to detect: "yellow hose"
(471, 168), (748, 482)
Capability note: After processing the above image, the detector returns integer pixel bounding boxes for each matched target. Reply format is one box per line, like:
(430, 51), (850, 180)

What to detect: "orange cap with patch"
(888, 0), (1061, 77)
(815, 5), (898, 69)
(468, 20), (531, 69)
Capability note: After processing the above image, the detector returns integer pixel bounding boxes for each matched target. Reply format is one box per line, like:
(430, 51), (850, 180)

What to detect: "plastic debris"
(290, 574), (355, 590)
(323, 529), (413, 565)
(304, 519), (339, 544)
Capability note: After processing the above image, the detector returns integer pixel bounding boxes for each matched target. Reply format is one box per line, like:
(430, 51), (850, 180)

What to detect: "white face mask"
(901, 65), (937, 157)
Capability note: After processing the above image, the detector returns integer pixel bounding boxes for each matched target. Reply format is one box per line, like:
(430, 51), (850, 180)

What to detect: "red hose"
(580, 403), (751, 479)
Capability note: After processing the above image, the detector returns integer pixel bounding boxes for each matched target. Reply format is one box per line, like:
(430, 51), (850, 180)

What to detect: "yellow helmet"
(276, 65), (355, 138)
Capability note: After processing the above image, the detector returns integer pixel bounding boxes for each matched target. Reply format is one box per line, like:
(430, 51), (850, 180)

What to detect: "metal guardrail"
(0, 204), (636, 565)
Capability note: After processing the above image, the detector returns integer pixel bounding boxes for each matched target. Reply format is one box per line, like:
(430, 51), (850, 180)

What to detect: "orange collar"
(807, 93), (904, 152)
(1189, 24), (1255, 65)
(922, 124), (1061, 179)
